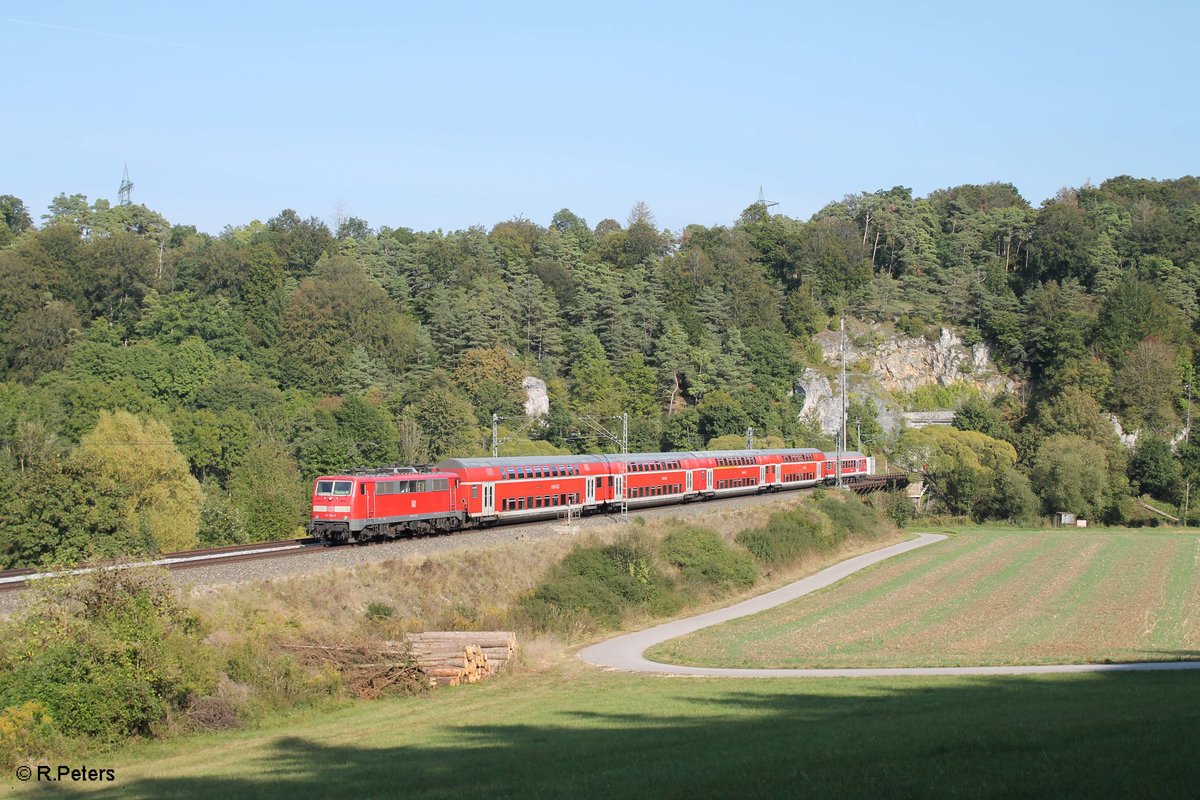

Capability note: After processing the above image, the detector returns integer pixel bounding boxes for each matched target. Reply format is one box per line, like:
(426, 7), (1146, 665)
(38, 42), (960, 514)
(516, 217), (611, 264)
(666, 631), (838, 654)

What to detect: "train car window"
(435, 479), (448, 491)
(543, 495), (550, 506)
(316, 481), (334, 494)
(361, 484), (367, 495)
(412, 480), (425, 492)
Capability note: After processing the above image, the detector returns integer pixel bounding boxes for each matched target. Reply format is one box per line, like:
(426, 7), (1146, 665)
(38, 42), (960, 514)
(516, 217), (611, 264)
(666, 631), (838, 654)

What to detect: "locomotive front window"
(326, 481), (352, 495)
(316, 481), (334, 495)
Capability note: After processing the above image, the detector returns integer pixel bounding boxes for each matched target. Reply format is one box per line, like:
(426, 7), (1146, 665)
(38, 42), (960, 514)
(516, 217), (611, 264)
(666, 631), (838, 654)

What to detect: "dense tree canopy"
(0, 174), (1198, 564)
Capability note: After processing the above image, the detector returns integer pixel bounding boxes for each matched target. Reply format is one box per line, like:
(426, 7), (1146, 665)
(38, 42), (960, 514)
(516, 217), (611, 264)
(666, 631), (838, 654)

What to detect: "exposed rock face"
(523, 377), (549, 418)
(1110, 414), (1139, 449)
(798, 325), (1015, 437)
(794, 369), (901, 439)
(796, 369), (840, 434)
(814, 327), (1012, 395)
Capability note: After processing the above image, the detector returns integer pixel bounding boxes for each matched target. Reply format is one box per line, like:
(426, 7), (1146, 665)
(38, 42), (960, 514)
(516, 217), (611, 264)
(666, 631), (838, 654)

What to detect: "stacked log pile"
(403, 631), (518, 687)
(283, 632), (518, 693)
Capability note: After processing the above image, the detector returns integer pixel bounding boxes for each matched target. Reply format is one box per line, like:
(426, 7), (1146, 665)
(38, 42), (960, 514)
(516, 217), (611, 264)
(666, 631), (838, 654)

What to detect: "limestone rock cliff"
(814, 327), (1012, 394)
(798, 325), (1014, 437)
(523, 377), (549, 418)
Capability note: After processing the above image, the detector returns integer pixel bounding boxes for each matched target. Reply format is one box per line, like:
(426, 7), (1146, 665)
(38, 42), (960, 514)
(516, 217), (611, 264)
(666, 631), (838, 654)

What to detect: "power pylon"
(118, 164), (133, 206)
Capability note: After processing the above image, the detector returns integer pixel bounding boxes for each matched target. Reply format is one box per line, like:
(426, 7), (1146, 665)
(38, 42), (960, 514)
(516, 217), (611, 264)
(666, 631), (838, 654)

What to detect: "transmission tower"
(118, 164), (134, 206)
(757, 186), (779, 215)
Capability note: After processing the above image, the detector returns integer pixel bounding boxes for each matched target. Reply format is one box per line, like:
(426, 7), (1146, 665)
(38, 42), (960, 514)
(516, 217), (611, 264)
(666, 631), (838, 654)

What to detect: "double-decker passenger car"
(309, 448), (874, 544)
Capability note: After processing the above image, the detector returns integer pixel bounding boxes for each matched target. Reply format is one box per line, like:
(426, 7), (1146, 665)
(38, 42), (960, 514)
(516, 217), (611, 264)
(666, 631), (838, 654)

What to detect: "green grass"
(648, 529), (1200, 668)
(8, 662), (1200, 799)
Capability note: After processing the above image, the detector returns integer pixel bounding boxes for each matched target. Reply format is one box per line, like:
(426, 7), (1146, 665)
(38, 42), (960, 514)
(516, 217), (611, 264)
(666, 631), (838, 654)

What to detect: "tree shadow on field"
(36, 671), (1200, 800)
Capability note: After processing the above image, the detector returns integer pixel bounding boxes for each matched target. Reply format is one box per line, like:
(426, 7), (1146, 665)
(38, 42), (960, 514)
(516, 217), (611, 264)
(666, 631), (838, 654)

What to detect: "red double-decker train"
(309, 448), (874, 545)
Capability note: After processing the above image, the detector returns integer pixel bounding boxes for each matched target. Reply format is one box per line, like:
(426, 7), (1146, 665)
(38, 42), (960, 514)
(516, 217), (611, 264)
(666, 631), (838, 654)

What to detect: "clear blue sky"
(4, 1), (1197, 234)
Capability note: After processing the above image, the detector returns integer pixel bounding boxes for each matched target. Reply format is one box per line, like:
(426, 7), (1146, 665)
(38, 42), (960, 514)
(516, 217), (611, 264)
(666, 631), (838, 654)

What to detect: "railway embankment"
(0, 489), (902, 770)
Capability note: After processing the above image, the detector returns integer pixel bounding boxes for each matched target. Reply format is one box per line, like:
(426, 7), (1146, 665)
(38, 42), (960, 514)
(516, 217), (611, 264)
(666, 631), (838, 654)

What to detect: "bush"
(815, 493), (881, 538)
(871, 490), (914, 528)
(365, 602), (396, 621)
(0, 568), (218, 744)
(736, 507), (841, 567)
(660, 525), (756, 591)
(0, 701), (60, 769)
(517, 535), (678, 632)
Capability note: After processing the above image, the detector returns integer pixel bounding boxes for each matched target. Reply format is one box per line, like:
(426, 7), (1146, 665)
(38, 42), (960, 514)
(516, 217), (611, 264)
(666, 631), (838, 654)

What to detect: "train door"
(759, 466), (767, 486)
(686, 470), (694, 493)
(585, 477), (597, 505)
(705, 468), (714, 491)
(362, 481), (376, 519)
(481, 483), (495, 515)
(614, 475), (624, 501)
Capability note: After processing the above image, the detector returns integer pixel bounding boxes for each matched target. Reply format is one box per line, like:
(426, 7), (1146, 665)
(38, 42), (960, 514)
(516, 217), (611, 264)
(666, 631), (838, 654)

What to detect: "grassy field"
(6, 657), (1199, 799)
(7, 527), (1200, 799)
(648, 529), (1200, 668)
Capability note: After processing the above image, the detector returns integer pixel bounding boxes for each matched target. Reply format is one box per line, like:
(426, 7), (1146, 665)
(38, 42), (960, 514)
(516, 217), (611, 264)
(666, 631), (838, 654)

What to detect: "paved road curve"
(578, 533), (1200, 677)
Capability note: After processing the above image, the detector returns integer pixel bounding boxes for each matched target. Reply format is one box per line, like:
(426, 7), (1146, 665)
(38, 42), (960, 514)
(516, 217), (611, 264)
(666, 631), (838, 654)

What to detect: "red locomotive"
(309, 448), (874, 544)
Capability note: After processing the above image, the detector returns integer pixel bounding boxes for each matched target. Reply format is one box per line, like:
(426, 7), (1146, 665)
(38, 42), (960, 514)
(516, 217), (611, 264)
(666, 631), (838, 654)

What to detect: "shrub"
(0, 568), (218, 744)
(221, 639), (341, 716)
(0, 701), (60, 769)
(365, 602), (396, 621)
(816, 493), (881, 538)
(736, 507), (844, 567)
(872, 490), (914, 528)
(517, 535), (678, 632)
(660, 525), (756, 591)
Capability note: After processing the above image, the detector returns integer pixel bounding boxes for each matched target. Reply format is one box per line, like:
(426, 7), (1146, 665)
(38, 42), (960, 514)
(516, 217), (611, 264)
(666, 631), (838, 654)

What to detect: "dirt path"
(577, 533), (1200, 677)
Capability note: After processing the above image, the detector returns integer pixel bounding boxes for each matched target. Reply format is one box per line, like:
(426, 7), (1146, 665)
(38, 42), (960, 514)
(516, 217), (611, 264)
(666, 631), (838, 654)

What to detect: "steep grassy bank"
(0, 491), (903, 771)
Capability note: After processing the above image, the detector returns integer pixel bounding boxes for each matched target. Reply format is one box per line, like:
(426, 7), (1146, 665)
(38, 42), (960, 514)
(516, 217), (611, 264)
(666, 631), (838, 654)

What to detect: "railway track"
(0, 538), (322, 593)
(0, 476), (911, 595)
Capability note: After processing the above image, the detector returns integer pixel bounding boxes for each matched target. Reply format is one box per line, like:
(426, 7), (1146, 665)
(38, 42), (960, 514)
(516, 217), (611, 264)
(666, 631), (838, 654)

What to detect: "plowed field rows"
(648, 530), (1200, 668)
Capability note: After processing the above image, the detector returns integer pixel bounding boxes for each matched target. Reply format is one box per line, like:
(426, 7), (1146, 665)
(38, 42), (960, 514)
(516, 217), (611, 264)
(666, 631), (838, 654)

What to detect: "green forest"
(0, 176), (1198, 568)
